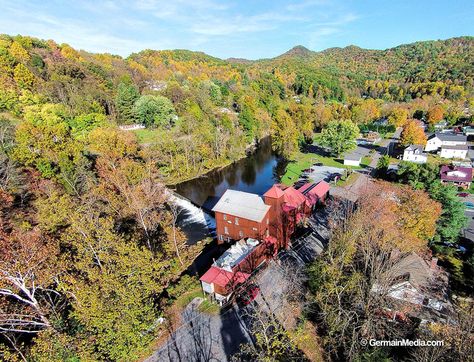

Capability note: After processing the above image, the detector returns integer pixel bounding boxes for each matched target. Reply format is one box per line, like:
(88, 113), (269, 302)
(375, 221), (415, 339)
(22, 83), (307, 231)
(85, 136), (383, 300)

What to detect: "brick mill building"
(202, 180), (330, 304)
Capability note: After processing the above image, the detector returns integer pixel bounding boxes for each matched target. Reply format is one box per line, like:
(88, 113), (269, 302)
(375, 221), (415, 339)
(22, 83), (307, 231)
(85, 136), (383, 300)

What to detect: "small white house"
(344, 153), (362, 166)
(440, 145), (468, 159)
(403, 145), (427, 163)
(425, 133), (467, 152)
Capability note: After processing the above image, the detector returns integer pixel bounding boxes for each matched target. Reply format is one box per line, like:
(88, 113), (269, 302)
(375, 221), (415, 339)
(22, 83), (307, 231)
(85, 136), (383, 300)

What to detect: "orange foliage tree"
(427, 105), (444, 125)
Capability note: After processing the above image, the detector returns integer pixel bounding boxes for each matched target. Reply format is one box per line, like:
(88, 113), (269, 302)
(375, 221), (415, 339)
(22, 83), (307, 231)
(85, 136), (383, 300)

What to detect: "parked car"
(237, 284), (260, 306)
(464, 201), (474, 210)
(457, 192), (469, 198)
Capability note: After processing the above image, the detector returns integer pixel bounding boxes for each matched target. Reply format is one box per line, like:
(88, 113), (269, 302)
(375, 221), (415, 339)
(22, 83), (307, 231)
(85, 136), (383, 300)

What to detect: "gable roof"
(299, 180), (330, 200)
(440, 165), (473, 183)
(212, 189), (270, 222)
(263, 184), (285, 199)
(344, 152), (362, 161)
(388, 252), (434, 289)
(283, 186), (307, 209)
(199, 266), (250, 288)
(405, 145), (425, 153)
(441, 145), (468, 150)
(432, 133), (467, 142)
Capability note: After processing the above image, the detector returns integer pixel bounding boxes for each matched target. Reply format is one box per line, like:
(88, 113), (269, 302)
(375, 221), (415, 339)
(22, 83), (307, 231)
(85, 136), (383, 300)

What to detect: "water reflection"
(175, 137), (284, 209)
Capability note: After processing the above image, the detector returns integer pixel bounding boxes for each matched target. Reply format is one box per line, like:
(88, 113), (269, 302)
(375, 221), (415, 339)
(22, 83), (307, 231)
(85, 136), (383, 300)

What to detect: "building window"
(252, 227), (257, 231)
(266, 218), (269, 224)
(239, 230), (243, 237)
(266, 229), (269, 236)
(219, 234), (223, 241)
(224, 226), (229, 234)
(223, 214), (227, 220)
(235, 217), (239, 225)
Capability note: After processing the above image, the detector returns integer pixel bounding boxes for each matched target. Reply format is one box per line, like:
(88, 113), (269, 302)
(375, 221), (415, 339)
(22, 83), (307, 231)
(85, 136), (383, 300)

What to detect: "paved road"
(146, 300), (252, 362)
(369, 127), (402, 174)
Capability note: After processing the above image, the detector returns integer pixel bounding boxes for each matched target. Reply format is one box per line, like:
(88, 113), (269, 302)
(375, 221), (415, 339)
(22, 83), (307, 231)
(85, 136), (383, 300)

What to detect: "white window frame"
(235, 217), (239, 225)
(239, 230), (243, 237)
(224, 226), (229, 235)
(223, 214), (227, 220)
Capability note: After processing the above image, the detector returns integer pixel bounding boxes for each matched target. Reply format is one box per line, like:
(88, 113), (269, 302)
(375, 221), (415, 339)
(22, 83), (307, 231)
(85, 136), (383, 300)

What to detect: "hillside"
(0, 32), (473, 361)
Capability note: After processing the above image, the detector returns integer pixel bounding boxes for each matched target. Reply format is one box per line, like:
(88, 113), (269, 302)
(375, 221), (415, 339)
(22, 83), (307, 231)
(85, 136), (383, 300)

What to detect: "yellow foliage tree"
(400, 119), (427, 146)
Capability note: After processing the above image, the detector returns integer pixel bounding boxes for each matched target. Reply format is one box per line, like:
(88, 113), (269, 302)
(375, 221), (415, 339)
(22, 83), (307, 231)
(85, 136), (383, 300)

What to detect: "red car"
(458, 192), (469, 198)
(237, 285), (260, 306)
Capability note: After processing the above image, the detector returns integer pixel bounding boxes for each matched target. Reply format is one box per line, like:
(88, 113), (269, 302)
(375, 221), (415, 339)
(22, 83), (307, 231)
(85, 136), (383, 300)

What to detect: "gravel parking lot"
(304, 165), (345, 183)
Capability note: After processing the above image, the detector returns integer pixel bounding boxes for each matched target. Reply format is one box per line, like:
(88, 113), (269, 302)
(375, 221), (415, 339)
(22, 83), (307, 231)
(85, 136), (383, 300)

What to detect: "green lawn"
(336, 172), (360, 187)
(133, 128), (161, 144)
(173, 285), (220, 315)
(280, 149), (371, 186)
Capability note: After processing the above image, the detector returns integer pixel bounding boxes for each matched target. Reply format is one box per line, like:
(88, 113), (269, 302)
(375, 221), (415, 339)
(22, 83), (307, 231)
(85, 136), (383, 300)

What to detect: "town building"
(212, 190), (271, 244)
(343, 153), (362, 166)
(440, 165), (473, 189)
(425, 133), (467, 152)
(371, 252), (452, 324)
(202, 180), (331, 305)
(199, 237), (270, 306)
(440, 145), (468, 159)
(402, 145), (427, 163)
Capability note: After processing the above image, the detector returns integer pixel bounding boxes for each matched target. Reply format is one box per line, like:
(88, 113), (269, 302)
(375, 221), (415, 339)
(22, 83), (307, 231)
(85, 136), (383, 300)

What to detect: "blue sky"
(0, 0), (472, 59)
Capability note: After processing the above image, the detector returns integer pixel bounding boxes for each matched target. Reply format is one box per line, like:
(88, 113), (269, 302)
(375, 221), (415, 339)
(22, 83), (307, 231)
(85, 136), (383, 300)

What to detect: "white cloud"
(0, 0), (359, 57)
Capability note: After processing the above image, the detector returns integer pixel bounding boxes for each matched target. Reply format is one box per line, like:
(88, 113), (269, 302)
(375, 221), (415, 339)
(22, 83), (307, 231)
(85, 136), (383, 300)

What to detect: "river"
(173, 137), (287, 244)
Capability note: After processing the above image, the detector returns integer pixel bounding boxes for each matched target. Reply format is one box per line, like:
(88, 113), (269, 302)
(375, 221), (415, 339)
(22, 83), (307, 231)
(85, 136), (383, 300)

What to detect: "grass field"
(280, 150), (371, 186)
(133, 128), (161, 144)
(173, 285), (220, 315)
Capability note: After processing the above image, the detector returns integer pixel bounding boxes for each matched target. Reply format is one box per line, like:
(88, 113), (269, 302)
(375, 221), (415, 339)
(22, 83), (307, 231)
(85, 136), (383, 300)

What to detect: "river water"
(173, 137), (286, 244)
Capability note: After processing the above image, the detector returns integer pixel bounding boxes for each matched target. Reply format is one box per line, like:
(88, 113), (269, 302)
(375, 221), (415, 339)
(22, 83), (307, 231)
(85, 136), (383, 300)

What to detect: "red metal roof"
(283, 186), (307, 208)
(263, 184), (285, 199)
(298, 181), (330, 205)
(440, 165), (473, 183)
(200, 266), (250, 288)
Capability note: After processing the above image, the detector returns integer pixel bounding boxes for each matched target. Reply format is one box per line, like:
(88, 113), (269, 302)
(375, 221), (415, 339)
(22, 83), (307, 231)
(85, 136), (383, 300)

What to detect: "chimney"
(431, 257), (438, 270)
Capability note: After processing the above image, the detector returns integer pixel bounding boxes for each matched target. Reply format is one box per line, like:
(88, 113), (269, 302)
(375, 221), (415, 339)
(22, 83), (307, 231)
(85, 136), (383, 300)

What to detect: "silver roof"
(212, 189), (271, 222)
(214, 238), (260, 272)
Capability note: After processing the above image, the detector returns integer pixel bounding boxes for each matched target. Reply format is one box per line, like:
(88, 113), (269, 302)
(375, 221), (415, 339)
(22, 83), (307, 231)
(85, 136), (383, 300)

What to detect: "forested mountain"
(0, 33), (473, 360)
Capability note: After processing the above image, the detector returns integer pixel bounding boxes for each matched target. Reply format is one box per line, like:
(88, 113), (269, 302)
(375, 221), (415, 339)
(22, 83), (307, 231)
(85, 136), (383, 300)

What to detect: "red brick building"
(212, 190), (271, 244)
(200, 238), (269, 305)
(202, 180), (330, 306)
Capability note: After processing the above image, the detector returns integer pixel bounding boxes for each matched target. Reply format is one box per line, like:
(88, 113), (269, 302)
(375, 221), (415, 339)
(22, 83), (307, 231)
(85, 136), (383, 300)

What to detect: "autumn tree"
(0, 228), (62, 335)
(61, 213), (164, 361)
(307, 182), (440, 360)
(318, 119), (359, 157)
(427, 104), (444, 125)
(400, 119), (427, 146)
(271, 108), (299, 159)
(387, 106), (409, 127)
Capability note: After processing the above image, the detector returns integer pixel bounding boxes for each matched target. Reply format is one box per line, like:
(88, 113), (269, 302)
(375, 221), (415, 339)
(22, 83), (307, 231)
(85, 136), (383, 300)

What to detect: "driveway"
(146, 299), (252, 362)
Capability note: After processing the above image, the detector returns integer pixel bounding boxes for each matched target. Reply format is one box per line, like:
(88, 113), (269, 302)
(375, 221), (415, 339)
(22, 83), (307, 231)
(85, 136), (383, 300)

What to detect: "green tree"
(428, 182), (468, 245)
(115, 81), (140, 124)
(376, 154), (390, 172)
(318, 119), (359, 157)
(133, 95), (177, 128)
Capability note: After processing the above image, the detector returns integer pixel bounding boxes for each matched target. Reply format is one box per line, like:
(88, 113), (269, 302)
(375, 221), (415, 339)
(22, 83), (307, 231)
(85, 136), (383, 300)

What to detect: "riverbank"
(148, 135), (265, 186)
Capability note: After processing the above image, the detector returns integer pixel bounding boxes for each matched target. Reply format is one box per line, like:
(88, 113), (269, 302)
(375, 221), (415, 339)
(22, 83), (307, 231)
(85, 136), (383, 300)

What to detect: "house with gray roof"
(403, 145), (427, 163)
(425, 133), (467, 152)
